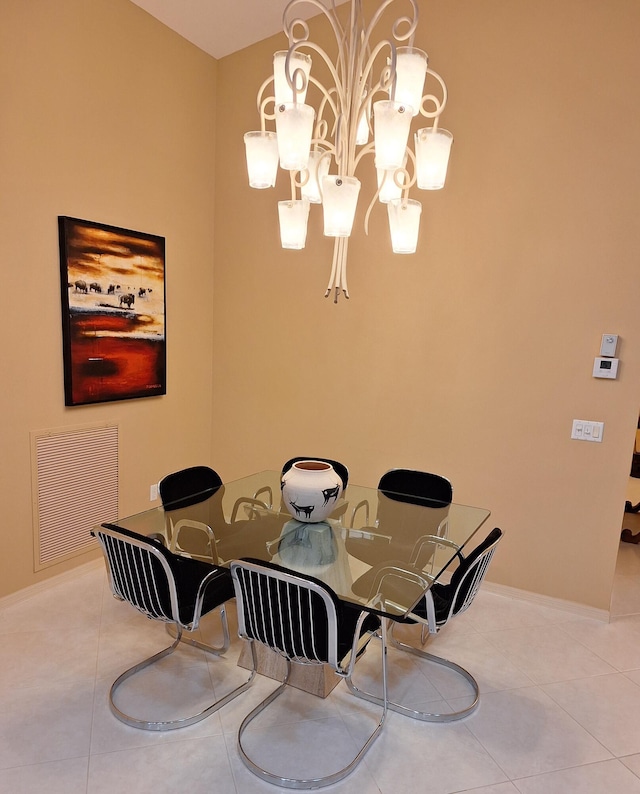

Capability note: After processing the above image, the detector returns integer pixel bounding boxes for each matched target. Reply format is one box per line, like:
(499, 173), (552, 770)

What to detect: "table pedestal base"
(237, 641), (341, 698)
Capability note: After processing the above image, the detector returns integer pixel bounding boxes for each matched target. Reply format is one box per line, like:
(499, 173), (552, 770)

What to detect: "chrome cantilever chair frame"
(93, 524), (254, 731)
(231, 559), (387, 790)
(346, 528), (503, 723)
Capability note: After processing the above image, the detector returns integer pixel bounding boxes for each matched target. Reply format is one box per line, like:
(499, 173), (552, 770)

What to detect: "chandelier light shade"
(273, 50), (312, 104)
(373, 100), (414, 170)
(275, 102), (316, 170)
(321, 176), (361, 237)
(278, 198), (311, 249)
(243, 0), (452, 301)
(244, 131), (279, 189)
(394, 47), (429, 117)
(387, 197), (422, 253)
(415, 127), (454, 189)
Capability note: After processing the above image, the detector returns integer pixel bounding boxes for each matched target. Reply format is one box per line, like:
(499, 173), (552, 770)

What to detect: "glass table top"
(104, 470), (491, 619)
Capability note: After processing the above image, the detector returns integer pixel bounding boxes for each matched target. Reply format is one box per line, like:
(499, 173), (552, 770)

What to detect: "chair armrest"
(364, 564), (434, 618)
(409, 534), (461, 566)
(253, 486), (273, 510)
(171, 519), (219, 564)
(372, 565), (434, 593)
(230, 497), (270, 523)
(349, 499), (370, 528)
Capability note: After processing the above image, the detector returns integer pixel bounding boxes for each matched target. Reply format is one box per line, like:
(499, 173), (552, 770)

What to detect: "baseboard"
(0, 558), (103, 610)
(482, 580), (610, 623)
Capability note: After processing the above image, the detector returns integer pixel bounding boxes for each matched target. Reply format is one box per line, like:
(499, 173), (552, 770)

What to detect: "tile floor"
(2, 542), (640, 794)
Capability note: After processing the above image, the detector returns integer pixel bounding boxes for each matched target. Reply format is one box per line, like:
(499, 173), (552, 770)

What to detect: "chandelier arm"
(310, 137), (337, 160)
(259, 98), (276, 132)
(334, 113), (348, 174)
(357, 39), (396, 105)
(339, 237), (350, 299)
(284, 0), (346, 44)
(313, 118), (330, 143)
(361, 0), (419, 50)
(296, 169), (309, 190)
(401, 147), (417, 194)
(307, 74), (342, 130)
(350, 38), (395, 150)
(257, 78), (276, 128)
(353, 141), (375, 171)
(419, 69), (448, 125)
(289, 65), (310, 104)
(363, 188), (382, 236)
(283, 1), (347, 79)
(289, 170), (299, 200)
(335, 239), (344, 301)
(325, 239), (341, 297)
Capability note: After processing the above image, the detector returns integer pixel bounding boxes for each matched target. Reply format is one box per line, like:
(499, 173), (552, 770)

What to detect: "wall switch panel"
(571, 419), (604, 442)
(593, 357), (619, 379)
(150, 483), (159, 501)
(600, 334), (619, 357)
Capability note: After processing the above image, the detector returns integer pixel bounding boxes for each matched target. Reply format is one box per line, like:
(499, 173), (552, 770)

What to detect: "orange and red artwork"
(59, 216), (166, 406)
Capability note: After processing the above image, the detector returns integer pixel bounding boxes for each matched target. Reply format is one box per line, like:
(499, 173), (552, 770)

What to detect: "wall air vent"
(31, 424), (118, 570)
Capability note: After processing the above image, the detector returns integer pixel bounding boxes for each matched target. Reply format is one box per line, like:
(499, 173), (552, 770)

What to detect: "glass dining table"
(106, 469), (490, 621)
(102, 470), (491, 707)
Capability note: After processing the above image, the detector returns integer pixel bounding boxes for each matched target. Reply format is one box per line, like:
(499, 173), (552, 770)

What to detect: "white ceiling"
(129, 0), (323, 60)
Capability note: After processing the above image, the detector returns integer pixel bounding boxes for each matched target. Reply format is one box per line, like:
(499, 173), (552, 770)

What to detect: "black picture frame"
(58, 216), (166, 406)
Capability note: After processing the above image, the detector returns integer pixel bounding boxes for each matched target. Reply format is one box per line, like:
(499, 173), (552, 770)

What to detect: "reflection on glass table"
(106, 470), (490, 621)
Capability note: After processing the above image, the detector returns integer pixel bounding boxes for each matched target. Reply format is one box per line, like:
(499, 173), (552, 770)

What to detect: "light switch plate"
(600, 334), (619, 357)
(571, 419), (604, 442)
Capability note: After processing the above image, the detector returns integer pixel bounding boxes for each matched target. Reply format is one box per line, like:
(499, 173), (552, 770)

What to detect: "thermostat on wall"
(593, 357), (619, 379)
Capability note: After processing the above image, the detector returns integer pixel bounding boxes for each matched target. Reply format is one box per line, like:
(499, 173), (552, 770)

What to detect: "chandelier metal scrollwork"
(243, 0), (452, 302)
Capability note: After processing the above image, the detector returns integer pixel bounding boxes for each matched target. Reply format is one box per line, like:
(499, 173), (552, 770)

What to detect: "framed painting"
(58, 216), (166, 406)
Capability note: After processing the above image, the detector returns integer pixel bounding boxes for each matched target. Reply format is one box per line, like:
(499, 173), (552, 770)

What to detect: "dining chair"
(346, 526), (503, 722)
(347, 468), (453, 582)
(159, 465), (281, 563)
(230, 557), (387, 789)
(158, 465), (224, 562)
(92, 523), (254, 731)
(158, 464), (223, 509)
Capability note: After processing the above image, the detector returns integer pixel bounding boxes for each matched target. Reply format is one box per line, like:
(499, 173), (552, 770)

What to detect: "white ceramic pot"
(281, 460), (343, 523)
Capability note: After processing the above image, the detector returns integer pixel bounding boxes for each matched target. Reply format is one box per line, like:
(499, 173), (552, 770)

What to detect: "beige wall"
(2, 0), (639, 613)
(213, 0), (640, 611)
(0, 0), (218, 597)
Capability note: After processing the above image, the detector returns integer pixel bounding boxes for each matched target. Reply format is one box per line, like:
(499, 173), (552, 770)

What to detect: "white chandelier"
(243, 0), (452, 302)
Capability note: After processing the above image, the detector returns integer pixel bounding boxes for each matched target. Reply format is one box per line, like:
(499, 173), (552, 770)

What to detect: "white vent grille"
(31, 424), (119, 570)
